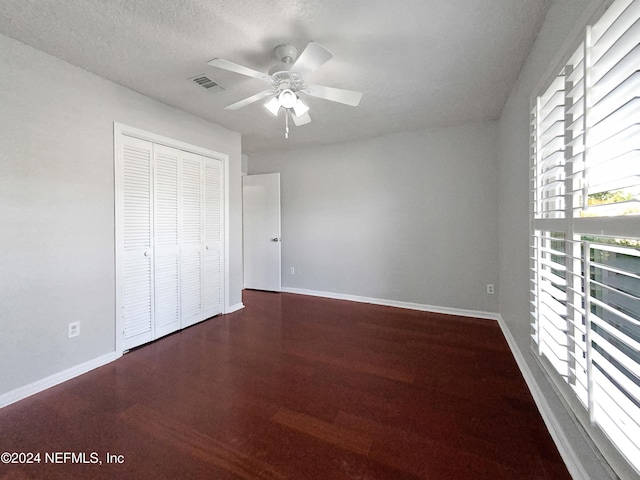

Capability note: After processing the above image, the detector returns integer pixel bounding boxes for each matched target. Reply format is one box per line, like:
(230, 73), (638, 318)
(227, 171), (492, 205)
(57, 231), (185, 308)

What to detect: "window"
(530, 0), (640, 476)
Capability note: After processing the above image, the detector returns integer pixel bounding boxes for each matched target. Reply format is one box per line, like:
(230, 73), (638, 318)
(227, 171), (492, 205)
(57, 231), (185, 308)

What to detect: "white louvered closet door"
(118, 132), (224, 350)
(180, 151), (204, 328)
(153, 144), (181, 338)
(203, 157), (223, 319)
(120, 136), (154, 350)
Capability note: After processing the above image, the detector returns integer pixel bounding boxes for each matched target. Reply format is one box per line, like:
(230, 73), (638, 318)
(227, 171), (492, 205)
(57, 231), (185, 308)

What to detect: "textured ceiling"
(0, 0), (551, 154)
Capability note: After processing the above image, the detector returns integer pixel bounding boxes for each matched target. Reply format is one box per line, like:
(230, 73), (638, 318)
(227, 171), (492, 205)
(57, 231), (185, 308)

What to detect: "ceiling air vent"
(190, 75), (224, 92)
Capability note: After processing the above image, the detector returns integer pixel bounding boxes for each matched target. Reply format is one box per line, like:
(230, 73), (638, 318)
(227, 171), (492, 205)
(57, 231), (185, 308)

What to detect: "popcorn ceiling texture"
(0, 0), (551, 153)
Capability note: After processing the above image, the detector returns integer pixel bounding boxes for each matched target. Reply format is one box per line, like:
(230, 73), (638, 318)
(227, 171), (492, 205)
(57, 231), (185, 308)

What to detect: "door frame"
(114, 123), (230, 355)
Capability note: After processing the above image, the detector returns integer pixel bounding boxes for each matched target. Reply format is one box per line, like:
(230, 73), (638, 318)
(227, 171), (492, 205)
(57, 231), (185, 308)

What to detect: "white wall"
(0, 33), (243, 398)
(497, 0), (627, 478)
(249, 122), (499, 314)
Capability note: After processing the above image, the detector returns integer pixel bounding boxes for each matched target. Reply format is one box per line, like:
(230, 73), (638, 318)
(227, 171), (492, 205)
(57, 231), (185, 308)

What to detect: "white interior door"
(243, 173), (281, 291)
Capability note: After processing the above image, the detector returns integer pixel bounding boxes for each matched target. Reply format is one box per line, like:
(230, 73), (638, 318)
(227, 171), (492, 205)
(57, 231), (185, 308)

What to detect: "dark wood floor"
(0, 290), (571, 480)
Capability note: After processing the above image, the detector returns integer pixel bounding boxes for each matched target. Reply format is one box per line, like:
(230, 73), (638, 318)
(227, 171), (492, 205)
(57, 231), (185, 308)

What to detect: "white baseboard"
(0, 351), (121, 409)
(281, 287), (499, 321)
(1, 301), (246, 410)
(226, 302), (245, 314)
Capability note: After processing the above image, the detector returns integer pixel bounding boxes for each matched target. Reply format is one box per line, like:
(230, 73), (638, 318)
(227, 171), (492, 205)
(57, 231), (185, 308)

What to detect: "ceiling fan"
(208, 42), (362, 136)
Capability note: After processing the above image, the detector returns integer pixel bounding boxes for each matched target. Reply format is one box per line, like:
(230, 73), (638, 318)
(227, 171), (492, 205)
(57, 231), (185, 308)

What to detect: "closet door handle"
(144, 249), (151, 257)
(271, 237), (280, 242)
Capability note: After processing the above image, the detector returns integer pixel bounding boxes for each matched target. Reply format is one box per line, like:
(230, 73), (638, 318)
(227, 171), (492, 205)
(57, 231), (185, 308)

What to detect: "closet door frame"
(114, 123), (229, 355)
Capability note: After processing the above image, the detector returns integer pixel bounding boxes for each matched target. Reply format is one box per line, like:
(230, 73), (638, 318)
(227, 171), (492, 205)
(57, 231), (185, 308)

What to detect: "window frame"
(529, 0), (640, 478)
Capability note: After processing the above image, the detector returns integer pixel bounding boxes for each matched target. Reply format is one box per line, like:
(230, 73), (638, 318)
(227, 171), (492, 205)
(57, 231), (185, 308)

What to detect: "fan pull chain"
(285, 110), (290, 139)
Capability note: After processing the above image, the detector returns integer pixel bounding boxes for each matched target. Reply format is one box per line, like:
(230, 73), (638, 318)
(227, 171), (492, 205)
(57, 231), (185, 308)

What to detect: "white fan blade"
(208, 58), (274, 85)
(225, 90), (275, 110)
(290, 42), (333, 79)
(301, 85), (363, 106)
(292, 111), (311, 126)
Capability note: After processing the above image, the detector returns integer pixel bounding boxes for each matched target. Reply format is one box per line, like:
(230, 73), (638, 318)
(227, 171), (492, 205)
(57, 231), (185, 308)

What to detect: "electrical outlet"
(290, 267), (295, 275)
(486, 284), (495, 295)
(68, 322), (80, 338)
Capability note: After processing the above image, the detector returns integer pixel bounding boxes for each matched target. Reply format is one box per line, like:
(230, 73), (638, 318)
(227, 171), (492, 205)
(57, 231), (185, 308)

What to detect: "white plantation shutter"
(153, 145), (181, 338)
(180, 152), (203, 327)
(559, 44), (593, 407)
(584, 0), (640, 217)
(203, 158), (223, 318)
(530, 0), (640, 476)
(587, 241), (640, 469)
(120, 136), (154, 349)
(533, 73), (566, 219)
(532, 231), (570, 377)
(565, 42), (587, 216)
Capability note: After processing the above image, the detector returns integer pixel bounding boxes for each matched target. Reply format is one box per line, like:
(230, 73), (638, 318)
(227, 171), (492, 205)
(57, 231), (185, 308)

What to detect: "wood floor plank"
(0, 290), (572, 479)
(120, 404), (286, 480)
(286, 347), (416, 384)
(271, 408), (372, 456)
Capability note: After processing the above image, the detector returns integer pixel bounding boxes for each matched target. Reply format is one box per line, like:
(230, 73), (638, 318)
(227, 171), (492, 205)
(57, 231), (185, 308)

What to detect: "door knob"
(271, 237), (280, 242)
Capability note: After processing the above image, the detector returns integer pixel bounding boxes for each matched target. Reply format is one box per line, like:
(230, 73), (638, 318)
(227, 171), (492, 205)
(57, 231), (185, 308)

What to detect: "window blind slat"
(567, 53), (585, 82)
(588, 124), (640, 166)
(539, 150), (565, 169)
(540, 340), (570, 377)
(587, 151), (640, 187)
(591, 69), (640, 124)
(592, 349), (640, 411)
(590, 0), (638, 46)
(591, 17), (640, 83)
(592, 369), (640, 465)
(592, 330), (640, 385)
(590, 96), (640, 147)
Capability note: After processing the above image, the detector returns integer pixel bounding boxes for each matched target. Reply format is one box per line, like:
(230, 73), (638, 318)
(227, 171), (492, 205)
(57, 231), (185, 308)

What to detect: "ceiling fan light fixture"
(264, 97), (281, 116)
(293, 98), (309, 117)
(278, 89), (297, 109)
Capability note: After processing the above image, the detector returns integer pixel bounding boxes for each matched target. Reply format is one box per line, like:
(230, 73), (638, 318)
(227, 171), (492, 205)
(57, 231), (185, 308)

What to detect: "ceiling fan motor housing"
(274, 44), (298, 64)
